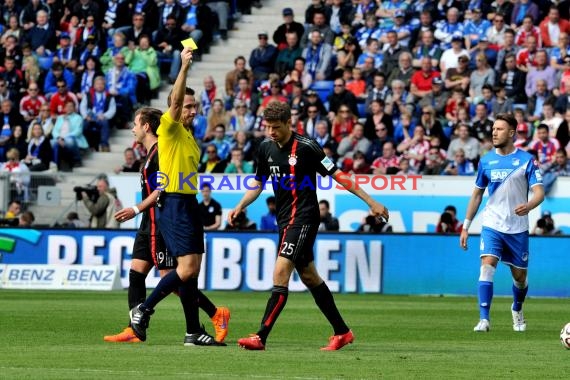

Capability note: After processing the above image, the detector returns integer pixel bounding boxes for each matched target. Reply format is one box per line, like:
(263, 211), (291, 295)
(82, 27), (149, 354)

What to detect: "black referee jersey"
(254, 132), (338, 228)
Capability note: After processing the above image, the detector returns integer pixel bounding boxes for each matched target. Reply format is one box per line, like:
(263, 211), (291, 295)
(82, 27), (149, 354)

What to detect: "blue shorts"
(480, 227), (529, 269)
(157, 193), (204, 257)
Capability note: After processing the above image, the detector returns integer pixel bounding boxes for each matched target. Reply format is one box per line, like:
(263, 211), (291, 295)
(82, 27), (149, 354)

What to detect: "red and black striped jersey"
(255, 132), (338, 228)
(139, 143), (158, 234)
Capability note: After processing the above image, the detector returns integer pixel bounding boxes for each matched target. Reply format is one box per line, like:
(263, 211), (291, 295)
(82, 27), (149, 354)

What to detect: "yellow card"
(181, 38), (198, 50)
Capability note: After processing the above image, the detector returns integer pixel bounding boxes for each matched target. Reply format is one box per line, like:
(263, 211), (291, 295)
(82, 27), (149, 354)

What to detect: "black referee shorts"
(278, 224), (319, 267)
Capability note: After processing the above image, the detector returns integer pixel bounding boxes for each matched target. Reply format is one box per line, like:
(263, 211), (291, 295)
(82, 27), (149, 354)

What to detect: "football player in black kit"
(228, 102), (389, 351)
(104, 107), (230, 344)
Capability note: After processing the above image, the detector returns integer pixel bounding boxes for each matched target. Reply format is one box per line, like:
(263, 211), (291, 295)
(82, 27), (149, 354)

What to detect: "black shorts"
(132, 231), (177, 270)
(278, 224), (319, 267)
(157, 193), (205, 256)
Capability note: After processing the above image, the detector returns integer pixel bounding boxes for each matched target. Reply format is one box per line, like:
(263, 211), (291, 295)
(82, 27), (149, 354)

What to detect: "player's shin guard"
(478, 264), (496, 320)
(257, 286), (288, 344)
(128, 270), (147, 310)
(310, 282), (349, 335)
(512, 279), (528, 312)
(179, 278), (201, 334)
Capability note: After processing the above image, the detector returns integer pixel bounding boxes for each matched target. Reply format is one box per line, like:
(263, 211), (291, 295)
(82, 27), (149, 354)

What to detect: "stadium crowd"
(1, 1), (570, 175)
(181, 0), (570, 181)
(0, 0), (258, 173)
(1, 0), (570, 228)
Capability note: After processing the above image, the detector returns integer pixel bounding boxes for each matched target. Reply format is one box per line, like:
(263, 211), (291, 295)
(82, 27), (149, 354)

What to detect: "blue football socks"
(478, 281), (493, 320)
(512, 284), (528, 312)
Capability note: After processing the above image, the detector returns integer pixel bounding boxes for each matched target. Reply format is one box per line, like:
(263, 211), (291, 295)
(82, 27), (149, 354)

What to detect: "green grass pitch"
(1, 290), (569, 379)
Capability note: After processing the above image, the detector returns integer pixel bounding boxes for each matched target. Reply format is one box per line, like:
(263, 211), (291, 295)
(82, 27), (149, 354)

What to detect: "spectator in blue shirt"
(259, 196), (278, 232)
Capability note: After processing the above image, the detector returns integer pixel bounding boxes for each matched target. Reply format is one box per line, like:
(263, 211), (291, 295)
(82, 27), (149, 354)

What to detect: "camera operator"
(81, 177), (120, 228)
(225, 208), (257, 231)
(319, 200), (339, 231)
(436, 205), (462, 233)
(357, 212), (393, 233)
(532, 211), (562, 236)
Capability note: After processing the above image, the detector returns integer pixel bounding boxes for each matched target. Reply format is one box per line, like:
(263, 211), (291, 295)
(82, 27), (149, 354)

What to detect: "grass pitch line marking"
(0, 367), (323, 380)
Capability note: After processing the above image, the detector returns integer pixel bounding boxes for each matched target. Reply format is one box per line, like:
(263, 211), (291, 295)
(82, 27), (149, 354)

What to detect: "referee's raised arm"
(168, 47), (194, 122)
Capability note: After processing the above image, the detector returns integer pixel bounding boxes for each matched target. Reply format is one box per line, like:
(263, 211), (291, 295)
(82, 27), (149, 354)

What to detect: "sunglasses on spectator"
(334, 83), (344, 87)
(422, 111), (431, 115)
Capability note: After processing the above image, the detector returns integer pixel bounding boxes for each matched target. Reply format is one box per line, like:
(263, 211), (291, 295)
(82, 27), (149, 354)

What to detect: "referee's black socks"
(128, 269), (147, 309)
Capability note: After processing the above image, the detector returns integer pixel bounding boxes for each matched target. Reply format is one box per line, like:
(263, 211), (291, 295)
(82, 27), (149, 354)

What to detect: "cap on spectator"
(306, 90), (317, 96)
(542, 210), (552, 218)
(258, 31), (268, 37)
(472, 7), (482, 13)
(458, 54), (470, 62)
(60, 32), (70, 39)
(451, 33), (464, 42)
(432, 76), (443, 85)
(394, 10), (405, 18)
(517, 123), (529, 133)
(86, 35), (96, 44)
(282, 8), (294, 16)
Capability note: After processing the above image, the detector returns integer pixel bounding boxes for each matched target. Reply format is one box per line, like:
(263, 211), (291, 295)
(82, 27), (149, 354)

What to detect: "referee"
(129, 48), (223, 346)
(104, 107), (229, 344)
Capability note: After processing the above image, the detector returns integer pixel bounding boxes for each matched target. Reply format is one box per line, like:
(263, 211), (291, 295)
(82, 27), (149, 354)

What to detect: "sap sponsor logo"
(7, 267), (55, 282)
(512, 158), (520, 166)
(488, 160), (499, 165)
(535, 170), (543, 182)
(490, 169), (512, 182)
(66, 269), (115, 282)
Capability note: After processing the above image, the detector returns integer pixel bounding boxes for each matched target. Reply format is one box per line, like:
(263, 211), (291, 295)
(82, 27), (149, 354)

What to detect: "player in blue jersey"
(459, 113), (544, 332)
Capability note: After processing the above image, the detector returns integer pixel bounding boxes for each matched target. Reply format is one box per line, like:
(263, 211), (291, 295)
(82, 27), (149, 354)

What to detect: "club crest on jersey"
(512, 158), (520, 166)
(288, 154), (298, 166)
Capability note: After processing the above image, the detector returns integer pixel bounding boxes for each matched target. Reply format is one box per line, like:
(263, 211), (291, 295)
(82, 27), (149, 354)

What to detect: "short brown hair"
(263, 102), (290, 123)
(167, 87), (195, 107)
(495, 113), (517, 130)
(135, 107), (162, 135)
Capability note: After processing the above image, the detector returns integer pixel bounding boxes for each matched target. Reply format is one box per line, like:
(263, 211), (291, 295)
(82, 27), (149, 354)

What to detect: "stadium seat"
(357, 102), (367, 118)
(310, 81), (334, 104)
